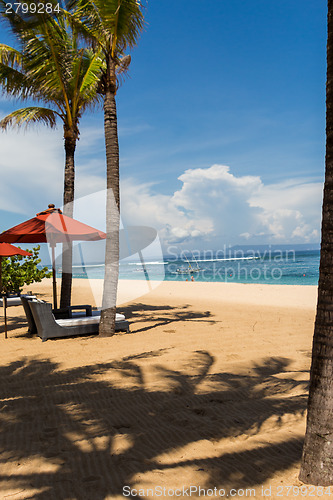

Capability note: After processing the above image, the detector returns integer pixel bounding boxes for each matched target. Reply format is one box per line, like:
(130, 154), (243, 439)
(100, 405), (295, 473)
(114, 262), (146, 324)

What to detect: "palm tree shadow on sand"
(120, 302), (217, 334)
(0, 353), (308, 499)
(4, 302), (217, 338)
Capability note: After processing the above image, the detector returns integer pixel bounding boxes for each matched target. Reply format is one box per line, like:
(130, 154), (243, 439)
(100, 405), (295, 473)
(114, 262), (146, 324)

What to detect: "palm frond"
(0, 0), (65, 36)
(63, 7), (108, 52)
(0, 63), (30, 97)
(78, 50), (104, 94)
(0, 44), (23, 69)
(24, 25), (72, 121)
(0, 44), (32, 97)
(64, 0), (145, 57)
(0, 1), (110, 133)
(0, 107), (59, 130)
(114, 0), (145, 50)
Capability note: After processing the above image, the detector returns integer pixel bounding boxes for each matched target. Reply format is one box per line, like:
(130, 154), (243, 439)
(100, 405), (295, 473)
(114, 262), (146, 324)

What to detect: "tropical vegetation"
(0, 0), (145, 335)
(1, 245), (51, 294)
(0, 1), (104, 308)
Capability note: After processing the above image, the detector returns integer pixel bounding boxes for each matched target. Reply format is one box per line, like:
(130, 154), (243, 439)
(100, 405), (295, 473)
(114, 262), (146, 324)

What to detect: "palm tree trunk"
(99, 61), (120, 337)
(60, 131), (76, 310)
(299, 0), (333, 486)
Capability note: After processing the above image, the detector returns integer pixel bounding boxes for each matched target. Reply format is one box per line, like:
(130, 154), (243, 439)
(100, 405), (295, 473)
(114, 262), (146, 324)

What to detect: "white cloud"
(0, 120), (106, 223)
(0, 116), (322, 249)
(120, 179), (210, 244)
(171, 164), (264, 242)
(0, 126), (64, 215)
(120, 164), (323, 247)
(250, 180), (323, 243)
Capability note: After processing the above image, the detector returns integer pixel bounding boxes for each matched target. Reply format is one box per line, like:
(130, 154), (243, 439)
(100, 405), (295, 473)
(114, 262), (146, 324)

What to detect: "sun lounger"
(0, 294), (36, 307)
(21, 296), (101, 335)
(20, 296), (39, 334)
(52, 304), (93, 319)
(28, 299), (129, 341)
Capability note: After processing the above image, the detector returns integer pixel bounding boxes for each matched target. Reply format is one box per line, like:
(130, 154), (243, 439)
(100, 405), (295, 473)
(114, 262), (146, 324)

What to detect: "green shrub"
(1, 245), (52, 294)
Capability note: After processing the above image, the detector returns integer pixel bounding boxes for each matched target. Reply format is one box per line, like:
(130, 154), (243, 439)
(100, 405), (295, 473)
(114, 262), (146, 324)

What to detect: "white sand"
(0, 279), (318, 499)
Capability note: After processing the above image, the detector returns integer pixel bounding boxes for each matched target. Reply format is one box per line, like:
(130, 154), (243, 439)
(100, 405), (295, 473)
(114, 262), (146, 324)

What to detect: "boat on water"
(176, 266), (201, 274)
(175, 253), (202, 274)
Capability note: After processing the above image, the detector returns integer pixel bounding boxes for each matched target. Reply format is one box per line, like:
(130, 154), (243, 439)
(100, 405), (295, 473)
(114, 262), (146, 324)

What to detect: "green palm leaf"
(0, 107), (59, 130)
(0, 44), (23, 68)
(65, 0), (144, 58)
(0, 7), (102, 126)
(0, 44), (31, 97)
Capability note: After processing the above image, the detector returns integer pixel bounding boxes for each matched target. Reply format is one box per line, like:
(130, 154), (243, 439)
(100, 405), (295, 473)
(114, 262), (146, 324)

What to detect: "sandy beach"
(0, 279), (319, 499)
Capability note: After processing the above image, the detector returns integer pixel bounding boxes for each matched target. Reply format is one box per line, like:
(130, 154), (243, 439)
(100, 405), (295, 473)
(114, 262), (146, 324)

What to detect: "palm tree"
(0, 6), (103, 309)
(299, 0), (333, 486)
(65, 0), (144, 335)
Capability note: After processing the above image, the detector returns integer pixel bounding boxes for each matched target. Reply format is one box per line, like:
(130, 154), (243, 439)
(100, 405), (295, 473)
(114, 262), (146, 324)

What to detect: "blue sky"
(0, 0), (327, 255)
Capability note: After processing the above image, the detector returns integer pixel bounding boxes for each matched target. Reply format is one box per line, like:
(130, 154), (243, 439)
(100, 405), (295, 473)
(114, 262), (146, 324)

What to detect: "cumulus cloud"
(121, 164), (322, 247)
(171, 165), (264, 242)
(249, 179), (322, 243)
(120, 179), (211, 244)
(0, 116), (322, 249)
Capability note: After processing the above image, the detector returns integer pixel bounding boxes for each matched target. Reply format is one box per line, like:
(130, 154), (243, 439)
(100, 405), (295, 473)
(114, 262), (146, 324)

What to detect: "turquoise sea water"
(54, 250), (320, 286)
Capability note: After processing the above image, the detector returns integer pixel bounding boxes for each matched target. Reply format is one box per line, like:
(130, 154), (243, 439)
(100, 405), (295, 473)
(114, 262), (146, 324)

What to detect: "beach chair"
(0, 293), (36, 307)
(20, 295), (38, 334)
(22, 295), (85, 333)
(27, 299), (129, 341)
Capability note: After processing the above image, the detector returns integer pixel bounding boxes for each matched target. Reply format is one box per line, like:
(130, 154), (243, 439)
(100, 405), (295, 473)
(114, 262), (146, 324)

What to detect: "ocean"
(55, 249), (320, 286)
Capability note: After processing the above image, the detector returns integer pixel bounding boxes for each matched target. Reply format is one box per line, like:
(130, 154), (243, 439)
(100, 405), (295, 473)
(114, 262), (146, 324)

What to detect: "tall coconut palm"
(299, 0), (333, 486)
(0, 5), (103, 309)
(65, 0), (144, 335)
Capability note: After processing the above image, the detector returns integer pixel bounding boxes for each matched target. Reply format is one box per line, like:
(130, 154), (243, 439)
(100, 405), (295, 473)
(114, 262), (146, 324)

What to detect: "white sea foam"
(72, 263), (105, 268)
(188, 256), (260, 262)
(127, 261), (166, 266)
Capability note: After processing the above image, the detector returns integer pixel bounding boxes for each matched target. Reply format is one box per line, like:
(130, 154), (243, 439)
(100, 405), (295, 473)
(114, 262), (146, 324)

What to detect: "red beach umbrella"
(0, 205), (106, 309)
(0, 243), (32, 339)
(0, 242), (32, 257)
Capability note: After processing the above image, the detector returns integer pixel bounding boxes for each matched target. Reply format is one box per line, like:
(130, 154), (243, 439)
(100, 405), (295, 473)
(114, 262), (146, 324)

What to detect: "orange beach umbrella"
(0, 243), (32, 338)
(0, 207), (106, 244)
(0, 206), (106, 309)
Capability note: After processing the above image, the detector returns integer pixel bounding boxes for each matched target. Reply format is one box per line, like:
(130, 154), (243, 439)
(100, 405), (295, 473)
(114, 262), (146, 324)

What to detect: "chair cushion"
(56, 312), (125, 328)
(0, 294), (37, 307)
(71, 310), (101, 318)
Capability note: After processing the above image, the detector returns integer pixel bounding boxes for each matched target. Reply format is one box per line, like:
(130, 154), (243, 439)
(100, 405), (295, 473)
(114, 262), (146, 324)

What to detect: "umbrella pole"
(51, 245), (58, 310)
(4, 295), (7, 339)
(0, 258), (6, 339)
